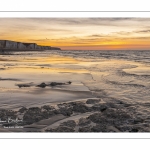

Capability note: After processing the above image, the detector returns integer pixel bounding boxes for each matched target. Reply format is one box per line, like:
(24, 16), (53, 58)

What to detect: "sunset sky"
(1, 18), (150, 50)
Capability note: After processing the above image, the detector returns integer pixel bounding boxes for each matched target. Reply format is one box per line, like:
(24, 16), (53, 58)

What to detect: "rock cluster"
(23, 106), (58, 124)
(0, 96), (149, 132)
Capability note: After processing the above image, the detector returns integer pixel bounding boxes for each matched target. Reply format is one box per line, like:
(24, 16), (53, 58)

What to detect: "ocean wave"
(102, 77), (145, 88)
(118, 70), (150, 79)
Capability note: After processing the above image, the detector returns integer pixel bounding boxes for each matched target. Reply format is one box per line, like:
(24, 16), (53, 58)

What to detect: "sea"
(0, 50), (150, 122)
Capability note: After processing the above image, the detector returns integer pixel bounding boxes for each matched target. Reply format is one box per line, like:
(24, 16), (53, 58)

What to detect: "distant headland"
(0, 40), (61, 51)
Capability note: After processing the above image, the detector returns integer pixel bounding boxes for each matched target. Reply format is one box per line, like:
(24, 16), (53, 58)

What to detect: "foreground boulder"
(41, 105), (55, 111)
(88, 108), (134, 130)
(23, 107), (42, 124)
(19, 107), (27, 113)
(92, 104), (107, 112)
(57, 103), (73, 116)
(57, 102), (91, 115)
(78, 117), (91, 126)
(70, 102), (92, 113)
(102, 108), (132, 120)
(23, 106), (58, 124)
(88, 113), (111, 124)
(91, 124), (108, 132)
(79, 126), (92, 132)
(0, 109), (17, 120)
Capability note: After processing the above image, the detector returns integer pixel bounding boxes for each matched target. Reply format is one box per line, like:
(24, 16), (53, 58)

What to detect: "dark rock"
(23, 110), (42, 124)
(79, 126), (92, 132)
(60, 120), (76, 128)
(124, 104), (132, 107)
(133, 118), (144, 124)
(88, 113), (111, 124)
(57, 103), (73, 116)
(92, 104), (107, 112)
(2, 122), (16, 127)
(105, 102), (118, 108)
(17, 84), (31, 88)
(57, 103), (72, 109)
(57, 102), (91, 115)
(91, 124), (108, 132)
(23, 106), (56, 124)
(130, 128), (139, 132)
(67, 81), (72, 84)
(59, 107), (73, 116)
(41, 105), (55, 111)
(91, 123), (122, 132)
(41, 111), (55, 119)
(37, 82), (47, 88)
(0, 109), (17, 120)
(50, 82), (58, 86)
(118, 101), (124, 104)
(78, 117), (91, 126)
(95, 108), (134, 127)
(41, 106), (58, 115)
(70, 102), (91, 113)
(50, 82), (64, 86)
(28, 107), (41, 112)
(102, 108), (132, 120)
(50, 81), (72, 86)
(118, 125), (146, 132)
(19, 107), (27, 113)
(86, 98), (100, 104)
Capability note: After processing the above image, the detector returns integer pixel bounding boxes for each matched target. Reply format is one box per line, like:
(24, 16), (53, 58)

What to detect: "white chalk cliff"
(0, 40), (61, 50)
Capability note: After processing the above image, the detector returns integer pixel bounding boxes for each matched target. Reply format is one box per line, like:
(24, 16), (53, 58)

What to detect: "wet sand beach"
(0, 50), (150, 132)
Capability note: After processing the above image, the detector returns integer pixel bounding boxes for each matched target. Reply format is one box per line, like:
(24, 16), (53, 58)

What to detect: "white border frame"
(0, 11), (150, 139)
(1, 12), (150, 18)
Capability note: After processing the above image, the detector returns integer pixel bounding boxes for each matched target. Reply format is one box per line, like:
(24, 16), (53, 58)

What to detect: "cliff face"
(0, 40), (61, 50)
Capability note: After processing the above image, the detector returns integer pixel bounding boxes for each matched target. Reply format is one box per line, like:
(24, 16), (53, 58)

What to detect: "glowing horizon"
(1, 18), (150, 50)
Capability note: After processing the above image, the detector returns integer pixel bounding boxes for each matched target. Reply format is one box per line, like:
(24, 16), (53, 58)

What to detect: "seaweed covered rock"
(59, 107), (73, 116)
(91, 124), (108, 132)
(0, 109), (17, 120)
(57, 102), (91, 115)
(60, 120), (76, 128)
(88, 108), (134, 129)
(70, 102), (91, 113)
(23, 106), (58, 124)
(78, 117), (91, 126)
(92, 104), (107, 112)
(41, 105), (55, 111)
(79, 126), (92, 132)
(23, 107), (42, 124)
(57, 103), (73, 116)
(88, 113), (111, 124)
(19, 107), (27, 113)
(102, 108), (132, 120)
